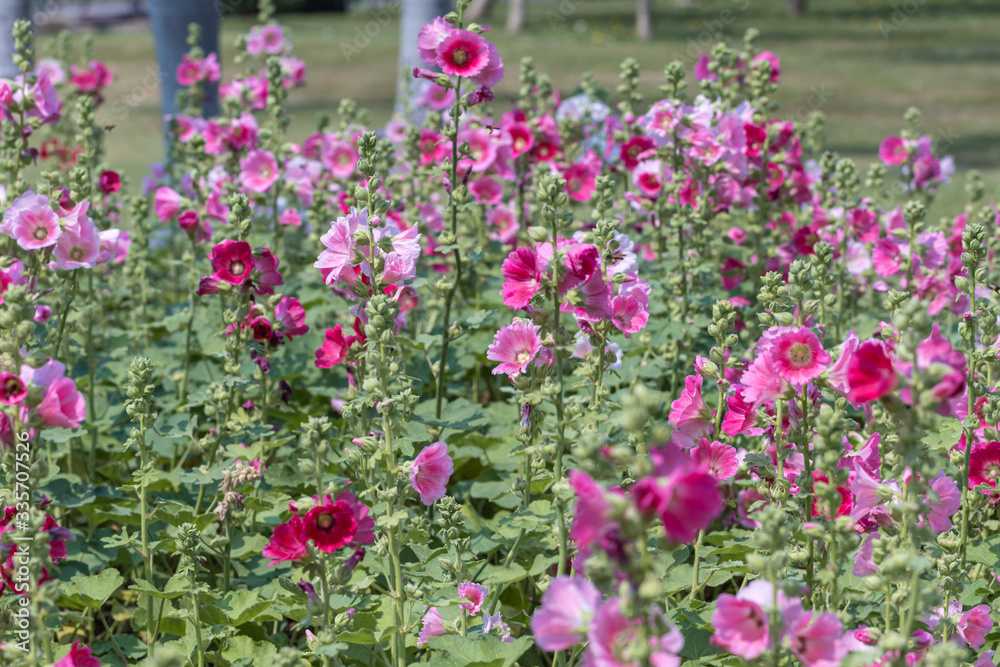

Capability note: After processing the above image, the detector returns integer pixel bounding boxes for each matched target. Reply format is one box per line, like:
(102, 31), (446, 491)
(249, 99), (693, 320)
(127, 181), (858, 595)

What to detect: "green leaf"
(59, 569), (124, 609)
(966, 534), (1000, 568)
(213, 589), (273, 626)
(221, 635), (278, 663)
(428, 635), (532, 667)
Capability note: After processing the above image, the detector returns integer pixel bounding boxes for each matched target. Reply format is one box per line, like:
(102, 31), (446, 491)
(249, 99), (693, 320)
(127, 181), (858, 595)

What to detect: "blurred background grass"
(47, 0), (1000, 216)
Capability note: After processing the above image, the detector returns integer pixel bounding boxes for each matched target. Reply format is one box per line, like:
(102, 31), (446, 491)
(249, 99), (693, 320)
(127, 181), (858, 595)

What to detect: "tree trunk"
(507, 0), (525, 33)
(0, 0), (30, 80)
(466, 0), (497, 22)
(636, 0), (652, 40)
(787, 0), (807, 16)
(148, 0), (221, 119)
(395, 0), (452, 117)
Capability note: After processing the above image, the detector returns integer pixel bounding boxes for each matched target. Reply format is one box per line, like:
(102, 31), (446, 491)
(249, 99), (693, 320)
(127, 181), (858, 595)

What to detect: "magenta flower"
(209, 240), (255, 285)
(584, 597), (643, 666)
(922, 472), (960, 533)
(611, 279), (650, 336)
(634, 462), (723, 543)
(691, 438), (740, 481)
(530, 575), (601, 651)
(845, 339), (897, 404)
(879, 135), (908, 166)
(435, 29), (490, 79)
(472, 42), (504, 86)
(303, 500), (358, 552)
(969, 441), (1000, 493)
(457, 582), (488, 615)
(321, 138), (359, 179)
(0, 372), (27, 405)
(410, 442), (454, 505)
(769, 327), (830, 386)
(417, 607), (447, 646)
(240, 149), (279, 193)
(36, 377), (86, 429)
(787, 611), (845, 667)
(315, 324), (355, 368)
(154, 186), (182, 221)
(274, 296), (309, 340)
(53, 641), (100, 667)
(54, 211), (100, 270)
(5, 191), (60, 250)
(263, 514), (309, 565)
(568, 471), (618, 552)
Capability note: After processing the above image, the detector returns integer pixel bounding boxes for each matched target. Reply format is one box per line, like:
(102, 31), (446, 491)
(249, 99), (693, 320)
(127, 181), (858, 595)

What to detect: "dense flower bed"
(0, 1), (998, 666)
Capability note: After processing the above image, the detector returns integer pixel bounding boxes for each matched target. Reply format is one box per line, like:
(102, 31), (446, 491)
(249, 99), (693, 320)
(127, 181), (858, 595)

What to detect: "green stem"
(179, 236), (199, 404)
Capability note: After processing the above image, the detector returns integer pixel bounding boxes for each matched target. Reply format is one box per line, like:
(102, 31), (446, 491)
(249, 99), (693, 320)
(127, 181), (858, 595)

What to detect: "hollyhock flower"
(633, 159), (663, 197)
(321, 138), (359, 179)
(302, 499), (358, 552)
(584, 598), (643, 666)
(69, 61), (112, 93)
(469, 176), (503, 204)
(53, 641), (100, 667)
(969, 441), (1000, 493)
(880, 136), (908, 166)
(5, 191), (60, 250)
(853, 532), (880, 576)
(240, 149), (279, 193)
(436, 30), (490, 78)
(274, 296), (309, 340)
(458, 582), (488, 615)
(753, 50), (780, 83)
(787, 611), (846, 667)
(620, 135), (656, 171)
(569, 471), (623, 555)
(872, 237), (905, 277)
(563, 160), (597, 202)
(316, 208), (365, 285)
(845, 339), (896, 404)
(711, 580), (774, 659)
(770, 327), (830, 386)
(723, 386), (763, 437)
(826, 331), (859, 398)
(418, 607), (447, 646)
(487, 205), (519, 244)
(635, 465), (723, 543)
(742, 351), (789, 409)
(907, 323), (966, 405)
(0, 372), (26, 405)
(410, 442), (453, 505)
(98, 170), (122, 194)
(506, 121), (534, 157)
(417, 17), (452, 65)
(692, 439), (740, 481)
(154, 186), (182, 221)
(488, 320), (542, 375)
(956, 605), (994, 650)
(483, 610), (513, 642)
(176, 54), (203, 85)
(669, 375), (710, 428)
(263, 514), (308, 564)
(315, 325), (355, 368)
(472, 43), (504, 87)
(335, 489), (376, 546)
(35, 377), (86, 429)
(611, 280), (650, 336)
(54, 213), (101, 270)
(530, 576), (601, 651)
(209, 240), (254, 285)
(922, 472), (960, 533)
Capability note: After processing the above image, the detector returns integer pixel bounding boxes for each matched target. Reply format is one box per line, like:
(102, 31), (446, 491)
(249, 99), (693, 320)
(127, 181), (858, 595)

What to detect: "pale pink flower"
(315, 208), (365, 285)
(957, 605), (993, 649)
(417, 18), (453, 66)
(54, 208), (100, 270)
(879, 136), (908, 166)
(417, 607), (447, 646)
(711, 580), (773, 659)
(691, 438), (740, 481)
(321, 138), (358, 179)
(787, 611), (846, 667)
(741, 350), (789, 409)
(240, 149), (279, 193)
(410, 442), (453, 505)
(36, 377), (86, 429)
(530, 576), (601, 651)
(922, 472), (960, 533)
(488, 320), (542, 376)
(5, 191), (60, 250)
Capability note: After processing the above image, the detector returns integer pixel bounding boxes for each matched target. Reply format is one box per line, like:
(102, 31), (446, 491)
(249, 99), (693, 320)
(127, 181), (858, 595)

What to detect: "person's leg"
(147, 0), (221, 119)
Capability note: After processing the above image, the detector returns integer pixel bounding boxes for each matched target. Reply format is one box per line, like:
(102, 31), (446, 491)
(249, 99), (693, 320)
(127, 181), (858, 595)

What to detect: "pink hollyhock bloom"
(303, 499), (358, 552)
(97, 229), (129, 266)
(872, 237), (904, 277)
(36, 377), (86, 429)
(0, 372), (26, 405)
(922, 472), (960, 533)
(176, 54), (203, 85)
(711, 580), (775, 659)
(975, 651), (996, 667)
(620, 135), (656, 171)
(741, 351), (789, 409)
(692, 438), (740, 481)
(321, 138), (359, 179)
(488, 320), (542, 376)
(263, 514), (309, 564)
(722, 386), (763, 437)
(825, 331), (859, 399)
(584, 597), (642, 666)
(316, 208), (365, 285)
(34, 305), (51, 322)
(787, 611), (846, 667)
(530, 576), (601, 651)
(770, 327), (831, 386)
(201, 53), (221, 82)
(469, 175), (503, 204)
(251, 248), (283, 295)
(54, 212), (100, 270)
(879, 136), (908, 166)
(410, 442), (453, 505)
(315, 325), (354, 368)
(846, 339), (896, 404)
(633, 159), (663, 197)
(274, 296), (309, 340)
(69, 61), (112, 93)
(472, 42), (504, 87)
(908, 324), (966, 405)
(611, 279), (650, 336)
(417, 607), (447, 646)
(228, 112), (259, 148)
(563, 161), (597, 202)
(240, 149), (279, 193)
(487, 204), (519, 244)
(969, 441), (1000, 493)
(458, 582), (489, 615)
(569, 271), (613, 323)
(28, 72), (62, 124)
(853, 532), (880, 576)
(669, 375), (710, 426)
(5, 191), (60, 250)
(53, 641), (100, 667)
(154, 186), (182, 221)
(436, 30), (490, 78)
(635, 467), (722, 543)
(753, 50), (780, 83)
(98, 170), (122, 195)
(279, 209), (302, 227)
(417, 17), (453, 65)
(568, 471), (616, 550)
(506, 121), (534, 157)
(957, 605), (994, 650)
(209, 240), (254, 285)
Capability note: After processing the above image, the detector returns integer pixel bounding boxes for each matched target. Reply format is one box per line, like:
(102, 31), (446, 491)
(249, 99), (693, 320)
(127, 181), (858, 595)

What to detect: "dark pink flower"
(315, 325), (354, 368)
(691, 438), (740, 481)
(969, 441), (1000, 493)
(435, 30), (490, 79)
(787, 611), (846, 667)
(209, 240), (254, 285)
(770, 327), (830, 386)
(711, 580), (778, 659)
(957, 604), (994, 650)
(263, 514), (309, 565)
(845, 340), (896, 404)
(0, 372), (27, 405)
(53, 641), (100, 667)
(302, 500), (358, 552)
(879, 136), (908, 166)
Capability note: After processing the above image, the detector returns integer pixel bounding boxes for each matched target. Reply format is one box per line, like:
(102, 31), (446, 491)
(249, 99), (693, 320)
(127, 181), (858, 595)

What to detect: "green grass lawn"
(54, 0), (1000, 216)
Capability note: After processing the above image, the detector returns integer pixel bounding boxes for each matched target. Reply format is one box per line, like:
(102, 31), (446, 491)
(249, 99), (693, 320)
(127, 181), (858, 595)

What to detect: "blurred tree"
(507, 0), (525, 32)
(788, 0), (807, 15)
(0, 0), (30, 79)
(395, 0), (452, 116)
